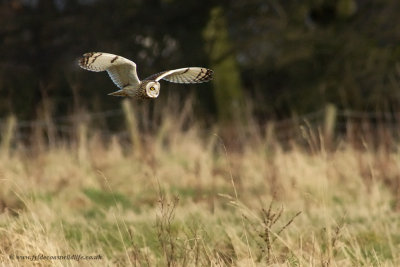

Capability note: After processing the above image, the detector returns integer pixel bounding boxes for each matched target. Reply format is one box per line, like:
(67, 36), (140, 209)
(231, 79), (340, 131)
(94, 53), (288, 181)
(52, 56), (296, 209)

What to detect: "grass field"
(0, 101), (400, 266)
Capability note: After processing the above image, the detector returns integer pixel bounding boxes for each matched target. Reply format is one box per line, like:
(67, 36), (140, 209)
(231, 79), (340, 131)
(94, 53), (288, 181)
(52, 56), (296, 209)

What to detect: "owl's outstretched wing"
(78, 52), (140, 89)
(146, 67), (213, 84)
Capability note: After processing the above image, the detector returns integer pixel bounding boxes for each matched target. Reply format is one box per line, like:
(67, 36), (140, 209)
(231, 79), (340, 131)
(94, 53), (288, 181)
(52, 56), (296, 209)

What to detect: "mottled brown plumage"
(78, 52), (213, 99)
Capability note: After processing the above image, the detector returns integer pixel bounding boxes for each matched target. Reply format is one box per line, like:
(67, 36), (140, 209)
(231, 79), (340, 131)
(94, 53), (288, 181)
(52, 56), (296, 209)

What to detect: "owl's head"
(145, 81), (160, 98)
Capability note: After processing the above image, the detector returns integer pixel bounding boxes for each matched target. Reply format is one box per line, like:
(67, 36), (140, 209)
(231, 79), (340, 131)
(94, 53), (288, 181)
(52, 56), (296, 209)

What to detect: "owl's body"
(78, 52), (213, 99)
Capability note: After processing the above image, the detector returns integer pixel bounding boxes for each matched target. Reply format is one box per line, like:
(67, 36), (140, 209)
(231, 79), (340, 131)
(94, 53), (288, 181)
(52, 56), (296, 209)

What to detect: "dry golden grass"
(0, 100), (400, 266)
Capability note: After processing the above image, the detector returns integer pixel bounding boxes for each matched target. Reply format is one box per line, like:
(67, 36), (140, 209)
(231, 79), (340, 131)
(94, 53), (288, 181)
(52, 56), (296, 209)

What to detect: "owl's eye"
(150, 86), (155, 91)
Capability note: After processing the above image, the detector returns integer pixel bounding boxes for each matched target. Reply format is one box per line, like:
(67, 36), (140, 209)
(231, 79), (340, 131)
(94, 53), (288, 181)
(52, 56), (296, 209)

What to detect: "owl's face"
(145, 81), (160, 98)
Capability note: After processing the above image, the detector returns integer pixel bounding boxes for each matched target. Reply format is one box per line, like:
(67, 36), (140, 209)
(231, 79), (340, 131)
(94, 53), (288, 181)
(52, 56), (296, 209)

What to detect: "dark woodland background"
(1, 0), (400, 127)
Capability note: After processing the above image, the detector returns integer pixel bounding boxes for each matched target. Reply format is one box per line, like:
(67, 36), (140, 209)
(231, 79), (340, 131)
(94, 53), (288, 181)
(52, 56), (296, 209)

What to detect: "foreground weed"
(244, 200), (301, 264)
(156, 191), (180, 267)
(318, 220), (345, 266)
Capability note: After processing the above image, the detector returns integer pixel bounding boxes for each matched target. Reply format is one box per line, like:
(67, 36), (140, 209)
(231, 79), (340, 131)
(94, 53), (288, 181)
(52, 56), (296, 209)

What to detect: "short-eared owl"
(78, 52), (213, 99)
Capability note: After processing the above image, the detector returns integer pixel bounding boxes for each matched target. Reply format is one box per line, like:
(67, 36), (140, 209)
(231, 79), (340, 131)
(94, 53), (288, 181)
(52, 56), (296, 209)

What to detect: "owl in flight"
(78, 52), (213, 99)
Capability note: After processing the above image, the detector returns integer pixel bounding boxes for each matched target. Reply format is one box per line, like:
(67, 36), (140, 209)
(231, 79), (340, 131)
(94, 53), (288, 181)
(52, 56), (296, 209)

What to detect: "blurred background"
(2, 2), (400, 264)
(1, 0), (400, 142)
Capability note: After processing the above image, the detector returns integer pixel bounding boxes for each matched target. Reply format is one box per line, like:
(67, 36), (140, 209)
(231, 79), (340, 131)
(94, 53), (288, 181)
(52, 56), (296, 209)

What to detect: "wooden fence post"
(77, 121), (88, 163)
(264, 122), (275, 148)
(1, 115), (16, 157)
(122, 99), (141, 155)
(324, 104), (337, 148)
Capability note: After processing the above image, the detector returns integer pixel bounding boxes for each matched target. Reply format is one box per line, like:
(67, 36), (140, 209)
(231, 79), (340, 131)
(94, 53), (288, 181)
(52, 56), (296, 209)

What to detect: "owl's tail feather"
(108, 90), (128, 97)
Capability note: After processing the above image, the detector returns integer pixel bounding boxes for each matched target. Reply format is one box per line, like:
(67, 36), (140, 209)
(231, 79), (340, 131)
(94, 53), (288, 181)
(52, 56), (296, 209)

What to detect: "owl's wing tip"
(82, 52), (96, 57)
(77, 53), (93, 68)
(197, 68), (213, 82)
(206, 68), (214, 79)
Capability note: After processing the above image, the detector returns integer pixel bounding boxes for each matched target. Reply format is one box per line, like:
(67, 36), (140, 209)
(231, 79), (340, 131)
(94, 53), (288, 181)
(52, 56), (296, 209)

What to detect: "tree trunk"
(203, 6), (245, 125)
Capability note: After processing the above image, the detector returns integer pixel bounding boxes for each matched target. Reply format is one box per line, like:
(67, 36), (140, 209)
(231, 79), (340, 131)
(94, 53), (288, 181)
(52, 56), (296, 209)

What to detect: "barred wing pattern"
(78, 52), (140, 88)
(148, 67), (213, 84)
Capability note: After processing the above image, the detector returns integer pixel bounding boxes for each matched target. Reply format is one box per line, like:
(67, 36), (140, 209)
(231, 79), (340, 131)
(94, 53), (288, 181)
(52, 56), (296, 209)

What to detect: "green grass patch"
(83, 188), (131, 209)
